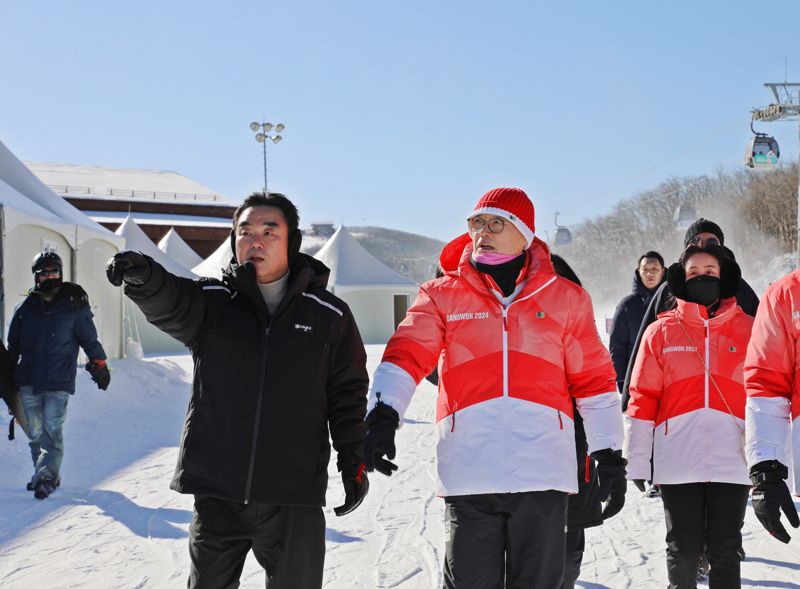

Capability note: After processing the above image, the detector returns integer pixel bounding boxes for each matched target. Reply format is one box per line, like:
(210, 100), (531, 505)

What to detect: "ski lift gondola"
(745, 116), (780, 169)
(553, 212), (572, 245)
(674, 204), (697, 230)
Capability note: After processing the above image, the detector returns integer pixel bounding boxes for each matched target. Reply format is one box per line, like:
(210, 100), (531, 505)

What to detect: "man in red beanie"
(364, 187), (626, 587)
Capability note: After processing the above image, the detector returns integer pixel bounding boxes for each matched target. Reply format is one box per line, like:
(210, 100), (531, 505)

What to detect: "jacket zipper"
(557, 410), (563, 429)
(664, 419), (668, 435)
(244, 325), (270, 504)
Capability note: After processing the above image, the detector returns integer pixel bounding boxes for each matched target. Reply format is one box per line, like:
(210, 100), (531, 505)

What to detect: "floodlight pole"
(752, 83), (800, 266)
(249, 121), (286, 195)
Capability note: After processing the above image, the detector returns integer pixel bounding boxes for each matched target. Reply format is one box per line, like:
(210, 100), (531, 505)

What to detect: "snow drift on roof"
(0, 139), (121, 247)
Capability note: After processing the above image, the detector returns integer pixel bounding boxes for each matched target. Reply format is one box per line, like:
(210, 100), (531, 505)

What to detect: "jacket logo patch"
(294, 323), (313, 333)
(662, 345), (697, 353)
(446, 312), (489, 322)
(793, 311), (800, 319)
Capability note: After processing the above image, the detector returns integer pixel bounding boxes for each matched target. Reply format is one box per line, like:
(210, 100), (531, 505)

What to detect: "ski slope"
(0, 347), (798, 588)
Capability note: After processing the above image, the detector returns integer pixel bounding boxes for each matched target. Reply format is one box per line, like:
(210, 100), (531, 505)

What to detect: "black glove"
(633, 479), (647, 493)
(592, 449), (628, 520)
(85, 360), (110, 390)
(364, 400), (400, 476)
(750, 460), (800, 543)
(333, 455), (369, 517)
(106, 251), (151, 287)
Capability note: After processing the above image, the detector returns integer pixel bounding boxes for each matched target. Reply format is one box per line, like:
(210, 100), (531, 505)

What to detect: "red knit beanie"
(469, 187), (535, 247)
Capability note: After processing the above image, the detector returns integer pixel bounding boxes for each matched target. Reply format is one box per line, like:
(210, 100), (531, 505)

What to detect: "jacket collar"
(674, 296), (738, 324)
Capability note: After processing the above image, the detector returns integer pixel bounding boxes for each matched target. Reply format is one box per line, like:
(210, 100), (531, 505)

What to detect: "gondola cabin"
(554, 226), (572, 246)
(744, 134), (780, 169)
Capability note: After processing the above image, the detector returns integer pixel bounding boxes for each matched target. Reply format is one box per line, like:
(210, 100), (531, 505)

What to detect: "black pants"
(188, 495), (325, 589)
(660, 483), (749, 589)
(561, 528), (585, 589)
(443, 490), (568, 589)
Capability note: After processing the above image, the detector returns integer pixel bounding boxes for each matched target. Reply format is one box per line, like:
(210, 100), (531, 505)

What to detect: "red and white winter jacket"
(744, 270), (800, 494)
(369, 235), (622, 497)
(625, 297), (752, 486)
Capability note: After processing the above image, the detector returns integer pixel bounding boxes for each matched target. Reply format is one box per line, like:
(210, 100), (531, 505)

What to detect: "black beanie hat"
(667, 244), (741, 301)
(683, 218), (724, 247)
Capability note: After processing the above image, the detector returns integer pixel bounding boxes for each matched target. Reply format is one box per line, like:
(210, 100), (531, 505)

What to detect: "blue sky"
(1, 1), (799, 242)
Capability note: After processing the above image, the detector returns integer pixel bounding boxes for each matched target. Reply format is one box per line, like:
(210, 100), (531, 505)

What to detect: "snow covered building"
(26, 163), (237, 258)
(0, 140), (124, 358)
(313, 227), (418, 344)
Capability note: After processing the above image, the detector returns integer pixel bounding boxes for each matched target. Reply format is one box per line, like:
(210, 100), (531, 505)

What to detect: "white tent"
(115, 216), (196, 354)
(0, 139), (124, 358)
(158, 227), (203, 269)
(314, 227), (419, 344)
(192, 237), (233, 279)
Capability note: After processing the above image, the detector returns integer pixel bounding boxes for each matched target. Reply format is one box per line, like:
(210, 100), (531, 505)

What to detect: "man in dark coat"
(8, 250), (109, 499)
(609, 251), (665, 393)
(621, 219), (759, 411)
(106, 192), (369, 589)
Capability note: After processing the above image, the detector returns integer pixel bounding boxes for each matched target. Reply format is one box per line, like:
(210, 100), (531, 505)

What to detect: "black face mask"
(36, 277), (63, 294)
(684, 275), (720, 307)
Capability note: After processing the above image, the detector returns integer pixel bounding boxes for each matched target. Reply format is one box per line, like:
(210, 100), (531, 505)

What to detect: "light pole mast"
(751, 83), (800, 265)
(249, 121), (285, 193)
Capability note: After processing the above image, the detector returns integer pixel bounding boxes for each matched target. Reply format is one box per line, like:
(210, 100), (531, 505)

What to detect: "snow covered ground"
(1, 347), (799, 588)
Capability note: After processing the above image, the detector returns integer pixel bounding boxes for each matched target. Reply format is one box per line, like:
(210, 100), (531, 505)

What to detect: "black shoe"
(26, 482), (35, 491)
(34, 478), (57, 500)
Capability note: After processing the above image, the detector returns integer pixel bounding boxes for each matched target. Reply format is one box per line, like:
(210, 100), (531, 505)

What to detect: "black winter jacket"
(620, 260), (759, 410)
(123, 254), (369, 506)
(608, 271), (661, 392)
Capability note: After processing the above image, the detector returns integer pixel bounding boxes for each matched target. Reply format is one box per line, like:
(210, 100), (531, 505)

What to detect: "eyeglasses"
(35, 267), (60, 277)
(687, 236), (720, 247)
(468, 217), (506, 234)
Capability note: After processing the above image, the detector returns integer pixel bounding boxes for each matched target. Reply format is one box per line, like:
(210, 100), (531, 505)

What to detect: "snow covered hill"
(1, 349), (798, 588)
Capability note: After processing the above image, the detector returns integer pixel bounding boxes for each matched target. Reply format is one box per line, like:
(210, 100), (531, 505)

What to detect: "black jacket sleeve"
(608, 300), (631, 391)
(122, 256), (207, 348)
(736, 278), (760, 317)
(620, 282), (674, 411)
(326, 305), (369, 466)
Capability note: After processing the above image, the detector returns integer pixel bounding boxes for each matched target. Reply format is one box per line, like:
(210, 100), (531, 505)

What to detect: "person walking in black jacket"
(609, 251), (665, 392)
(106, 192), (369, 589)
(8, 251), (109, 499)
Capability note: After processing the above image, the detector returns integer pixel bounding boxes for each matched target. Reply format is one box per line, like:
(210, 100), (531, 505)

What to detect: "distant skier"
(743, 269), (800, 544)
(8, 250), (110, 499)
(625, 245), (752, 588)
(364, 187), (626, 588)
(106, 192), (369, 588)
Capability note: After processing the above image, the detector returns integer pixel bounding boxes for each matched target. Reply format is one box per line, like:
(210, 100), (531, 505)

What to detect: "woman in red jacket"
(625, 245), (752, 589)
